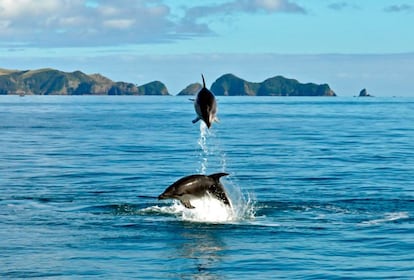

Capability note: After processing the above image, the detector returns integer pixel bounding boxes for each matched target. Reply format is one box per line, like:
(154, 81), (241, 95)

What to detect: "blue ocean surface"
(0, 95), (413, 279)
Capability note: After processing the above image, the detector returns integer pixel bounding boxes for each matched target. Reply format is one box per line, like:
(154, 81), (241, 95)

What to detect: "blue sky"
(0, 0), (413, 96)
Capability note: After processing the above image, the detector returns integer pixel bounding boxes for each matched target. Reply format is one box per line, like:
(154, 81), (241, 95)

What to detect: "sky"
(0, 0), (413, 96)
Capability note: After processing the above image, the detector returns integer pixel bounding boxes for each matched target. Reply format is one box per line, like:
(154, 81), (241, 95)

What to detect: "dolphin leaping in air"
(158, 173), (231, 209)
(192, 74), (218, 129)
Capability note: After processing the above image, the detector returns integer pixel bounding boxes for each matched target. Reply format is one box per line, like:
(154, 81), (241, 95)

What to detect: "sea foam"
(146, 190), (255, 224)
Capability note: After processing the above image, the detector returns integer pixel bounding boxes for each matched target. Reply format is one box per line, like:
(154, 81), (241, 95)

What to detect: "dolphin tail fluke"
(201, 74), (206, 88)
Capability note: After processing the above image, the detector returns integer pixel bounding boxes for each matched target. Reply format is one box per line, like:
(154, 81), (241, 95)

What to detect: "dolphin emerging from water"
(192, 75), (218, 129)
(158, 173), (231, 209)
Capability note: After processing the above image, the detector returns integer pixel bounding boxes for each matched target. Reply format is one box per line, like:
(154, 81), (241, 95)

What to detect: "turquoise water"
(1, 96), (413, 279)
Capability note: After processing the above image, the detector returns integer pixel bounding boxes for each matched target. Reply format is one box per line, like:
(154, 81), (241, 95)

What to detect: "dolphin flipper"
(180, 199), (195, 209)
(192, 117), (201, 124)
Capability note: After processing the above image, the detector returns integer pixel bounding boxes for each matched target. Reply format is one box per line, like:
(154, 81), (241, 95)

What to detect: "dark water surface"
(1, 96), (413, 279)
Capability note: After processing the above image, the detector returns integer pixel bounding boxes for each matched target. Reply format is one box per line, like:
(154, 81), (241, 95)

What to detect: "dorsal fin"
(201, 74), (206, 88)
(208, 172), (229, 182)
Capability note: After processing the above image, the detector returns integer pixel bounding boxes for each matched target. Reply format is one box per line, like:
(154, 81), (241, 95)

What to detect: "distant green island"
(0, 68), (336, 96)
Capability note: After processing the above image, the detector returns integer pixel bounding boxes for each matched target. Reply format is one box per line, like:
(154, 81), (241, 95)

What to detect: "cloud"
(182, 0), (305, 20)
(327, 2), (360, 11)
(0, 0), (306, 48)
(251, 0), (306, 13)
(384, 4), (413, 12)
(177, 0), (306, 35)
(0, 0), (177, 47)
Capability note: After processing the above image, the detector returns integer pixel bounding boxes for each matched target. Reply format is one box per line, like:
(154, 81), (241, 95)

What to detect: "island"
(0, 68), (169, 96)
(177, 83), (203, 96)
(1, 68), (336, 96)
(208, 74), (336, 96)
(178, 73), (336, 96)
(358, 88), (372, 97)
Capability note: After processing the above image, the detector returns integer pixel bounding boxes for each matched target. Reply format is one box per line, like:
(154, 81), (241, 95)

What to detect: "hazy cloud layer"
(327, 2), (360, 11)
(0, 0), (305, 47)
(183, 0), (306, 18)
(384, 4), (413, 13)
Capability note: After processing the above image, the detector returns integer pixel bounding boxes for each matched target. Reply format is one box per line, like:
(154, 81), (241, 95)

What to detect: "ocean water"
(0, 95), (413, 279)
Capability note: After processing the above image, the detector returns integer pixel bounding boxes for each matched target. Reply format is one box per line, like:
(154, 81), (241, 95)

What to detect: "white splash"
(360, 212), (409, 226)
(180, 194), (234, 223)
(197, 122), (209, 174)
(145, 189), (256, 224)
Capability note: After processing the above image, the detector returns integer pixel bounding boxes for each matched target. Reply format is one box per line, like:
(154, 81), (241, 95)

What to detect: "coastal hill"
(0, 68), (169, 96)
(0, 68), (335, 96)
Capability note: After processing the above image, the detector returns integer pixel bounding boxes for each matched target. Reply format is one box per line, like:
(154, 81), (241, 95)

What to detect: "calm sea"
(0, 96), (413, 279)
